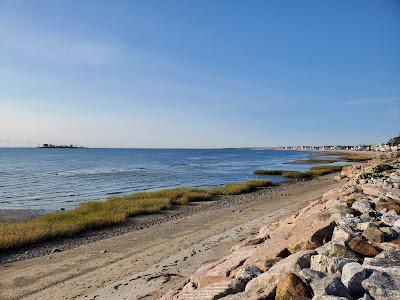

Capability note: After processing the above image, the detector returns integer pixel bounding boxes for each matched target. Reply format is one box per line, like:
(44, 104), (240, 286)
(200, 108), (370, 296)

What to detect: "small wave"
(58, 167), (146, 177)
(172, 163), (202, 168)
(107, 191), (123, 195)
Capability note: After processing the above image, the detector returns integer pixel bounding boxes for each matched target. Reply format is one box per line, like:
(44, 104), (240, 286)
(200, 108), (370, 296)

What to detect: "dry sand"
(0, 174), (343, 300)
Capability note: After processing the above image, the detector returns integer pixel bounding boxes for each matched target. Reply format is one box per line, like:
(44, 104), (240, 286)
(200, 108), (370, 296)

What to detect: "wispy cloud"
(344, 96), (400, 106)
(0, 15), (118, 66)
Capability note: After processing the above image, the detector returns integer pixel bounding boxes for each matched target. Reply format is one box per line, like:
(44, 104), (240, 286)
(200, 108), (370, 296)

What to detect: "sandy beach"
(0, 173), (343, 300)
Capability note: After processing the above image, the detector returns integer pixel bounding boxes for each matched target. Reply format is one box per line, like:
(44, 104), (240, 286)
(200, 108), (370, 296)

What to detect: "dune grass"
(0, 188), (211, 250)
(254, 165), (348, 179)
(253, 169), (311, 178)
(345, 155), (371, 162)
(209, 179), (274, 195)
(0, 179), (277, 250)
(307, 165), (345, 176)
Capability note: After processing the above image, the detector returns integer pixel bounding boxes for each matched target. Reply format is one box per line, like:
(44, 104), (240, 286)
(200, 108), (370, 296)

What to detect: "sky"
(0, 0), (399, 148)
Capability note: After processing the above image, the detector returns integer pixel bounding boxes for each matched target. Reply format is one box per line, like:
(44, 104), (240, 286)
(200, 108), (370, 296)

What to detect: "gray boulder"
(234, 265), (262, 288)
(310, 275), (351, 298)
(316, 241), (359, 260)
(332, 225), (358, 242)
(362, 271), (400, 299)
(341, 262), (367, 298)
(310, 254), (355, 275)
(352, 199), (374, 214)
(362, 250), (400, 278)
(356, 222), (378, 231)
(381, 210), (400, 227)
(299, 268), (326, 284)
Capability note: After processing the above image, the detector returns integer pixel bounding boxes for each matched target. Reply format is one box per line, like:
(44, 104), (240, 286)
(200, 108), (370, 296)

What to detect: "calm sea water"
(0, 148), (319, 210)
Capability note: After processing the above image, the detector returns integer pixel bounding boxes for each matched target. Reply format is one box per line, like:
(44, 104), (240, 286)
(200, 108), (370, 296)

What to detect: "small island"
(38, 144), (85, 149)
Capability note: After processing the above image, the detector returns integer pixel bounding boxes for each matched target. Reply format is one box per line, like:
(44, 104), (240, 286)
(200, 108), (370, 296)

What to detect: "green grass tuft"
(345, 155), (371, 162)
(209, 179), (273, 195)
(254, 165), (348, 180)
(0, 188), (211, 250)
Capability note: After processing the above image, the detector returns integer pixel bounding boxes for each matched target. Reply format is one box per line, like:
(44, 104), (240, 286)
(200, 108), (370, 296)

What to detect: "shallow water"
(0, 148), (337, 210)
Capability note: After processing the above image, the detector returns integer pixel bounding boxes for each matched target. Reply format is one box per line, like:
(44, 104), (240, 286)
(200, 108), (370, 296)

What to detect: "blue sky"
(0, 0), (399, 148)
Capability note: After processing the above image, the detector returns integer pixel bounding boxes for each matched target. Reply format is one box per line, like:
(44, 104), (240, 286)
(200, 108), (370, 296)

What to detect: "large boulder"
(310, 254), (355, 275)
(381, 210), (400, 227)
(351, 199), (374, 214)
(341, 262), (367, 298)
(233, 265), (262, 290)
(347, 236), (380, 257)
(298, 268), (325, 284)
(331, 224), (358, 242)
(375, 199), (400, 214)
(177, 279), (242, 300)
(362, 250), (400, 278)
(363, 227), (386, 243)
(191, 246), (256, 288)
(275, 272), (312, 300)
(316, 241), (359, 260)
(243, 250), (315, 298)
(310, 275), (351, 298)
(362, 271), (400, 300)
(287, 219), (336, 253)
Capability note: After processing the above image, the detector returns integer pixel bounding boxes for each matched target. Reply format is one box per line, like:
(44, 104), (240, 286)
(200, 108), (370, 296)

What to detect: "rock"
(338, 217), (361, 228)
(310, 254), (355, 275)
(331, 224), (358, 242)
(244, 250), (315, 298)
(362, 271), (400, 299)
(379, 226), (398, 241)
(245, 258), (281, 273)
(310, 275), (351, 298)
(341, 262), (367, 298)
(363, 227), (385, 243)
(276, 248), (292, 258)
(381, 210), (400, 226)
(316, 241), (359, 260)
(348, 237), (380, 257)
(375, 199), (400, 214)
(275, 272), (312, 300)
(394, 219), (400, 228)
(362, 250), (400, 278)
(234, 265), (261, 289)
(287, 221), (336, 253)
(357, 293), (374, 300)
(352, 199), (374, 214)
(299, 268), (325, 284)
(191, 246), (256, 288)
(312, 296), (348, 300)
(374, 241), (400, 251)
(178, 279), (242, 299)
(356, 222), (378, 231)
(243, 236), (268, 247)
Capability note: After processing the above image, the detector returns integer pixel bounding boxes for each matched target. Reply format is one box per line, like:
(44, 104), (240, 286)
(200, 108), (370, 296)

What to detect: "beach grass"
(0, 187), (211, 250)
(209, 179), (274, 195)
(0, 179), (277, 250)
(254, 165), (348, 179)
(253, 169), (311, 178)
(344, 155), (371, 162)
(307, 165), (346, 176)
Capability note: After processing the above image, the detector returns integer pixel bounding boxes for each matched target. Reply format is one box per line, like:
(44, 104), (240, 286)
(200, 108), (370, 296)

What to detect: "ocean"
(0, 148), (323, 210)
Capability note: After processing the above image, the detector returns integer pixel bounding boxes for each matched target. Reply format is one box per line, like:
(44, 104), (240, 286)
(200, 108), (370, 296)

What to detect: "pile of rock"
(161, 157), (400, 300)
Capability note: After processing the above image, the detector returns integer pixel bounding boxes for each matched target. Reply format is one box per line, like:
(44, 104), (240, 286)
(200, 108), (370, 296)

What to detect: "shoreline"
(159, 152), (400, 299)
(0, 173), (344, 300)
(0, 176), (326, 264)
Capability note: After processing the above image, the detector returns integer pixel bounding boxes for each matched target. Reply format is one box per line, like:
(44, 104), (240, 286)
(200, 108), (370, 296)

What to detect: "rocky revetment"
(161, 153), (400, 300)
